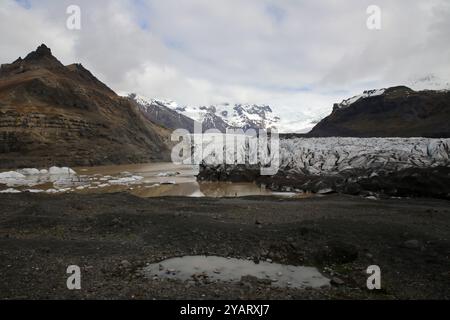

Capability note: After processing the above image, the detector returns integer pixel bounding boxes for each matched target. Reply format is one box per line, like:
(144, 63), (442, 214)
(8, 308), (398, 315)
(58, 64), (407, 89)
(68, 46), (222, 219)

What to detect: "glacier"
(197, 137), (450, 175)
(278, 137), (450, 175)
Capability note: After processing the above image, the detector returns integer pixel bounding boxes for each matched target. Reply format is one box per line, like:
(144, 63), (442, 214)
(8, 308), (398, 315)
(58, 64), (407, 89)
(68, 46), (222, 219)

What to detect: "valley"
(0, 44), (449, 301)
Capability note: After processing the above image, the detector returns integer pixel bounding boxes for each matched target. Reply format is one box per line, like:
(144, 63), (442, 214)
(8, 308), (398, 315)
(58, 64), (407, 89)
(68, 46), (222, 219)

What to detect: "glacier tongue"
(280, 137), (450, 175)
(198, 137), (450, 175)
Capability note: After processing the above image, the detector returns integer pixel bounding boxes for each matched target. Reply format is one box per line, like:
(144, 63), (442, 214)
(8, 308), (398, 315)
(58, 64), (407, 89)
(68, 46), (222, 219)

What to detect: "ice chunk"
(45, 189), (60, 194)
(0, 188), (22, 193)
(0, 171), (26, 180)
(17, 168), (41, 175)
(157, 172), (180, 177)
(49, 167), (76, 175)
(26, 189), (45, 193)
(108, 176), (144, 185)
(0, 171), (27, 186)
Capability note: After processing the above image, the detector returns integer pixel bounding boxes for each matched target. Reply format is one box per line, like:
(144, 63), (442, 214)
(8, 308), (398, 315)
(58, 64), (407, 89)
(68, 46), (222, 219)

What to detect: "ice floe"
(49, 167), (76, 175)
(0, 167), (78, 187)
(108, 176), (144, 185)
(157, 171), (180, 177)
(0, 188), (22, 194)
(25, 189), (45, 193)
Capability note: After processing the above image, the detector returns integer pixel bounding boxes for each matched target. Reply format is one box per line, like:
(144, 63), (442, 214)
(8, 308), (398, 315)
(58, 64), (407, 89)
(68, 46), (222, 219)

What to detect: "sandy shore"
(0, 193), (449, 299)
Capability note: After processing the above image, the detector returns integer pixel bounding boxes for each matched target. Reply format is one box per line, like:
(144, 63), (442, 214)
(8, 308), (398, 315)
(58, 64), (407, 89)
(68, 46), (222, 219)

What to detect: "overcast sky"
(1, 0), (449, 130)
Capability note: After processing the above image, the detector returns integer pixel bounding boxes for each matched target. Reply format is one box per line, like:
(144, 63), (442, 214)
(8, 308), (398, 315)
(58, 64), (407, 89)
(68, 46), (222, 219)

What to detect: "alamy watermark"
(171, 122), (280, 176)
(367, 5), (382, 30)
(366, 265), (381, 290)
(66, 265), (81, 290)
(66, 5), (81, 30)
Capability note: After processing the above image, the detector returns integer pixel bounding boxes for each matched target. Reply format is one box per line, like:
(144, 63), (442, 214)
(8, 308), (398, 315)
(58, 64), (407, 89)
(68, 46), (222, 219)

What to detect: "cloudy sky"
(1, 0), (449, 131)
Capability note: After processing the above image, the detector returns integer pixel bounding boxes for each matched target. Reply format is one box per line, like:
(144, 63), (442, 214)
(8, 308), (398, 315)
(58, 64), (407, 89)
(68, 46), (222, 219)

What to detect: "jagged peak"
(24, 44), (52, 59)
(20, 44), (63, 67)
(36, 44), (52, 55)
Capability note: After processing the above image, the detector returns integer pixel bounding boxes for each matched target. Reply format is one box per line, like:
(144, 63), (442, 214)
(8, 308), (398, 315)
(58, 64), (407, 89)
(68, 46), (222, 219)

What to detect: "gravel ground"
(0, 193), (449, 300)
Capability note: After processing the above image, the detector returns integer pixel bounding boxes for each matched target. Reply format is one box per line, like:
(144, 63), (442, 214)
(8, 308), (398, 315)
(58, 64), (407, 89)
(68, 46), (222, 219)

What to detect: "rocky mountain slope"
(181, 103), (280, 132)
(139, 97), (281, 132)
(307, 86), (450, 138)
(127, 94), (197, 132)
(0, 44), (171, 169)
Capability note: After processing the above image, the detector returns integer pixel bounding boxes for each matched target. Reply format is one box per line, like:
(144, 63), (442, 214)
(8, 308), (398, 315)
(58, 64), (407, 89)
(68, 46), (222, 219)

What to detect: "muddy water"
(144, 256), (330, 289)
(1, 162), (310, 198)
(72, 162), (271, 197)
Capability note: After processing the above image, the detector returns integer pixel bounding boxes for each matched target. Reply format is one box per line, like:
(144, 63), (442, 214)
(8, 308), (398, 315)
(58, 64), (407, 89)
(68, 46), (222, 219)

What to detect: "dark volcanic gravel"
(0, 193), (449, 300)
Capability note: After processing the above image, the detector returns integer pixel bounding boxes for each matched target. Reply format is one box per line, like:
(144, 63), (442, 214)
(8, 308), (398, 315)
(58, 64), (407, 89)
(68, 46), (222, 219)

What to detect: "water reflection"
(144, 256), (330, 289)
(1, 162), (309, 199)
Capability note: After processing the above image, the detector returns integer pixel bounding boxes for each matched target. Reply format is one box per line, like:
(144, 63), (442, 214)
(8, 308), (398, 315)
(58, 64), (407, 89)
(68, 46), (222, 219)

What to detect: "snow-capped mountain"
(127, 94), (196, 132)
(331, 75), (450, 112)
(309, 86), (450, 138)
(407, 74), (450, 91)
(174, 103), (281, 132)
(128, 94), (282, 133)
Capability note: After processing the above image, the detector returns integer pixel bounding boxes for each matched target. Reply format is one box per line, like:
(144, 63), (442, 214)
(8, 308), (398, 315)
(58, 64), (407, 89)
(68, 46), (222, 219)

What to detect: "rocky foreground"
(0, 193), (449, 299)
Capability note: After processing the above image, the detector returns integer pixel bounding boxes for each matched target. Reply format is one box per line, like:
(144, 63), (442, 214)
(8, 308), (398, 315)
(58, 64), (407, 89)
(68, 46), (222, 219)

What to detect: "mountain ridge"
(0, 44), (171, 169)
(307, 86), (450, 138)
(128, 94), (282, 133)
(127, 94), (197, 133)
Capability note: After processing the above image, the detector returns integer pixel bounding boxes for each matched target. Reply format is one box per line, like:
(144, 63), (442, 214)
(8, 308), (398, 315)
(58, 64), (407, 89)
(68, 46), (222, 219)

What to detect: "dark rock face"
(128, 94), (197, 133)
(197, 164), (261, 183)
(308, 86), (450, 138)
(0, 45), (171, 169)
(201, 112), (229, 132)
(24, 44), (53, 61)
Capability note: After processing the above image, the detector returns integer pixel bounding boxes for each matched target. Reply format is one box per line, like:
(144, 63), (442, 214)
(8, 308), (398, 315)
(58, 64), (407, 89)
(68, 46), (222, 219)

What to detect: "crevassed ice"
(193, 137), (450, 175)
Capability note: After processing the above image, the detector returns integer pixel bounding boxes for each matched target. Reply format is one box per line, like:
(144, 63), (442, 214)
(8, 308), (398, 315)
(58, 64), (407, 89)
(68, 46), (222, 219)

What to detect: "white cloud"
(1, 0), (449, 132)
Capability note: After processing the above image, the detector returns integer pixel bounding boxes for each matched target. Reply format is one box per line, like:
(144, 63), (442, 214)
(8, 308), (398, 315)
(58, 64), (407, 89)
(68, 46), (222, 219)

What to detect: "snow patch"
(337, 89), (386, 109)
